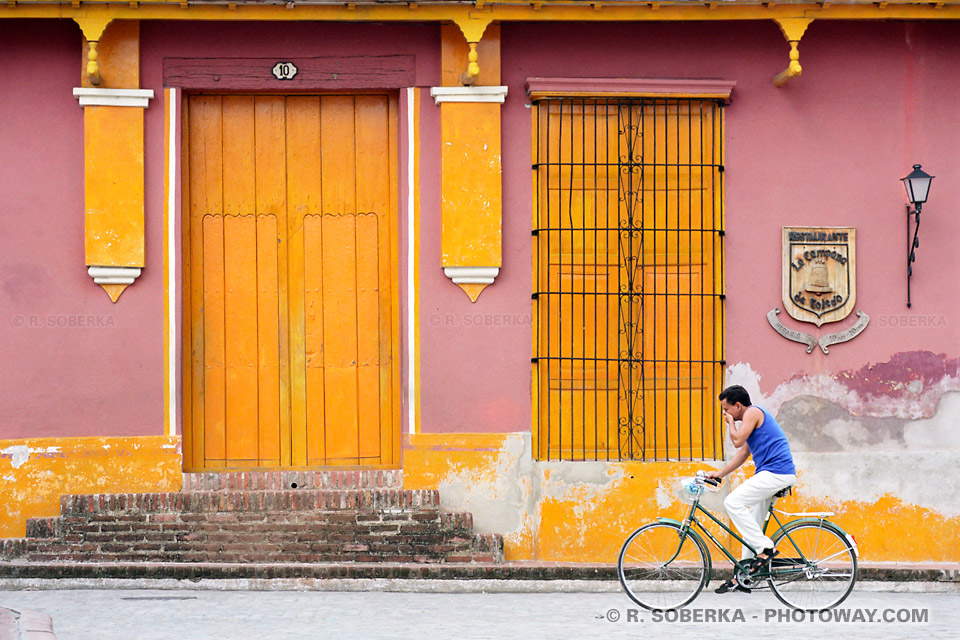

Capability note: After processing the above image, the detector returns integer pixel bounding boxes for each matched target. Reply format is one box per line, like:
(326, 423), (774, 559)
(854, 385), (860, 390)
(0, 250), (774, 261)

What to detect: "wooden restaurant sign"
(768, 226), (868, 354)
(782, 226), (856, 327)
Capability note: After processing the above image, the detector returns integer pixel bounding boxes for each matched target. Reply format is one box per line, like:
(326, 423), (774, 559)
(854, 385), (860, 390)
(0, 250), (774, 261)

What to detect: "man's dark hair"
(718, 385), (752, 406)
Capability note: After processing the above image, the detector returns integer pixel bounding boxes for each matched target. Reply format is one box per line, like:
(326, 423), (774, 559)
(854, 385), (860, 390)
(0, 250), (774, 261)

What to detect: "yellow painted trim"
(163, 88), (179, 440)
(0, 436), (182, 538)
(9, 3), (960, 24)
(530, 103), (540, 461)
(163, 88), (172, 440)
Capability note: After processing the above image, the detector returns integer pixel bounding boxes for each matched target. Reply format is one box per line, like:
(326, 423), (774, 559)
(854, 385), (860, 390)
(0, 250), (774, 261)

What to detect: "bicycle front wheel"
(617, 522), (709, 611)
(768, 521), (858, 611)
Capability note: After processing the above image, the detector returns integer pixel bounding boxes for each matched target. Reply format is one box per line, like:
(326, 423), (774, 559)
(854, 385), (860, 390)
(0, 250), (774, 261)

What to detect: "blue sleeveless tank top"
(746, 407), (796, 475)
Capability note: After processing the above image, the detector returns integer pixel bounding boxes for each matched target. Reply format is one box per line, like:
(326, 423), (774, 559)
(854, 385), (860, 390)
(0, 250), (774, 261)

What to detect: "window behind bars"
(532, 97), (726, 462)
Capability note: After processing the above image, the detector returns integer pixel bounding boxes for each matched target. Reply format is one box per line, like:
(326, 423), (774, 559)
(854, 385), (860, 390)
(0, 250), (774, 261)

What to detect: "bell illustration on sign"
(782, 227), (856, 327)
(772, 226), (869, 353)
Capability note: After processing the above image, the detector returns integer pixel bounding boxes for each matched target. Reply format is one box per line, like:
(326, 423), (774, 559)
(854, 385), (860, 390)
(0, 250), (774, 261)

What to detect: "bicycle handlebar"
(694, 470), (722, 487)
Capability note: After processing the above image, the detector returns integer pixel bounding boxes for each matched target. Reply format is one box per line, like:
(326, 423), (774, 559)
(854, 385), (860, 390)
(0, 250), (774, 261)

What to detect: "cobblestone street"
(1, 583), (956, 639)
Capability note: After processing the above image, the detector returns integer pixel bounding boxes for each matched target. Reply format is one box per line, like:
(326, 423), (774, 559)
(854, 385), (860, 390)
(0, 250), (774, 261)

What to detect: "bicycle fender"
(773, 519), (859, 559)
(656, 517), (684, 527)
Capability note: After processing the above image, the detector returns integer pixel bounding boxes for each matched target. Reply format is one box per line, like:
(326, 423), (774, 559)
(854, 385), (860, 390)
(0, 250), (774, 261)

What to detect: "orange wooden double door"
(182, 94), (401, 471)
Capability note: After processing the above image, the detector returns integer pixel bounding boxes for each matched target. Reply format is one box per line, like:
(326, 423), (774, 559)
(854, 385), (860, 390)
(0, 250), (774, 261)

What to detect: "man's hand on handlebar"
(704, 471), (723, 485)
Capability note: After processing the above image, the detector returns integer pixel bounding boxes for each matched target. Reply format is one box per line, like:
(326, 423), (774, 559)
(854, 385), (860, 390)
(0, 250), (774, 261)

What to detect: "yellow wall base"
(0, 436), (182, 538)
(403, 432), (960, 563)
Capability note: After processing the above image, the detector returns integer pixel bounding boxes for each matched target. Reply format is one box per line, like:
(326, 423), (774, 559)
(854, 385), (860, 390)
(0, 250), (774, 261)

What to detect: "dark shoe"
(746, 548), (780, 576)
(715, 578), (751, 594)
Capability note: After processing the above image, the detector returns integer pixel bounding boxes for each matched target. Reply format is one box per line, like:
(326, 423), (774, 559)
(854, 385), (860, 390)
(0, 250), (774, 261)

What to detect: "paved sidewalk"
(0, 588), (956, 639)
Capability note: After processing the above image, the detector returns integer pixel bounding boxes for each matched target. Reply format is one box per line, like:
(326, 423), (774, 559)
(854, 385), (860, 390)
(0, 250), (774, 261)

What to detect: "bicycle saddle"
(773, 486), (793, 498)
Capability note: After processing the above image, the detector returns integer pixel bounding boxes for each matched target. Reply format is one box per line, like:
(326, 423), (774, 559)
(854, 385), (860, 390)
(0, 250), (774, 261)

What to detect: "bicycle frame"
(674, 492), (822, 579)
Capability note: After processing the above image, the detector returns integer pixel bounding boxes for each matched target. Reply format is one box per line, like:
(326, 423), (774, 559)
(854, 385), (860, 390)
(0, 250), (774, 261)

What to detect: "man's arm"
(728, 406), (762, 449)
(706, 445), (750, 481)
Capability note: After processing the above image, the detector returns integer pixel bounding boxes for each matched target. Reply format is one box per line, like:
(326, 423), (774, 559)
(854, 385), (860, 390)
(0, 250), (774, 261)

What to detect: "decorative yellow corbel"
(72, 20), (150, 303)
(452, 16), (492, 86)
(773, 17), (813, 87)
(435, 21), (505, 302)
(74, 16), (112, 85)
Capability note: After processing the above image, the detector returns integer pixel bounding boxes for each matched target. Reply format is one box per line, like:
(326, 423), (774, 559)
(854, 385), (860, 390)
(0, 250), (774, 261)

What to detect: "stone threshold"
(0, 561), (957, 582)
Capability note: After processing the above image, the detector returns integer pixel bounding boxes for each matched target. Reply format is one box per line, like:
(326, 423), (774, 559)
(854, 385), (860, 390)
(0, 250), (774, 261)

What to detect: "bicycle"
(617, 471), (859, 612)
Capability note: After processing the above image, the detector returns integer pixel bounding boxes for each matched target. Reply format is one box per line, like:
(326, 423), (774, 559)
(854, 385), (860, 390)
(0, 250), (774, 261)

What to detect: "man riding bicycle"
(706, 385), (797, 594)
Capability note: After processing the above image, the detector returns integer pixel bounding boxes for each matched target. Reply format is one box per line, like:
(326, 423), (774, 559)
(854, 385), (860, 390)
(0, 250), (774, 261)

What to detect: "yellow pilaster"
(73, 20), (151, 302)
(435, 24), (505, 302)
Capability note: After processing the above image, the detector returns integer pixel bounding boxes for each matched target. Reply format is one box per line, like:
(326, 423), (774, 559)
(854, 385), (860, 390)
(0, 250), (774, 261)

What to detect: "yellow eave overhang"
(3, 1), (960, 22)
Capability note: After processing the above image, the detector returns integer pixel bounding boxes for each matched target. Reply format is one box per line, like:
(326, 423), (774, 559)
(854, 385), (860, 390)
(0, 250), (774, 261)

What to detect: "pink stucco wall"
(0, 20), (163, 439)
(1, 21), (442, 439)
(4, 18), (959, 439)
(418, 20), (960, 433)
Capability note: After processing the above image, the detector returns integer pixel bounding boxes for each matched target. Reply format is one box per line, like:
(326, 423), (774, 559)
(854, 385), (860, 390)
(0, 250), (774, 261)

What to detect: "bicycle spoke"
(768, 523), (857, 611)
(618, 522), (707, 611)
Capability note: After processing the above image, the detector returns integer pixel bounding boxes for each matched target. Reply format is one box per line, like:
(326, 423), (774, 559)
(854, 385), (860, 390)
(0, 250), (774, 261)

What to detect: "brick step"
(10, 509), (502, 564)
(182, 470), (403, 492)
(25, 517), (62, 539)
(0, 539), (26, 559)
(59, 489), (440, 516)
(0, 471), (507, 565)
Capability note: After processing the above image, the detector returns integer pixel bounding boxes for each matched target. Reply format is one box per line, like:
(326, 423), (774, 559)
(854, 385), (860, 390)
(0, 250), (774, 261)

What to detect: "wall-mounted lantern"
(901, 164), (934, 308)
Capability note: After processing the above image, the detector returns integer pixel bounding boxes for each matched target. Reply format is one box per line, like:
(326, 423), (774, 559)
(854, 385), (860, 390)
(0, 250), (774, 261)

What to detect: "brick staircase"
(0, 470), (503, 565)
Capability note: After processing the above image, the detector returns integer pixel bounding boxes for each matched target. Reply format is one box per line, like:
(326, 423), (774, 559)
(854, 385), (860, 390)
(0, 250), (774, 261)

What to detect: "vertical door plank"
(255, 96), (286, 466)
(223, 215), (260, 462)
(187, 97), (210, 469)
(320, 96), (360, 461)
(384, 94), (401, 465)
(355, 96), (389, 461)
(303, 215), (327, 464)
(322, 214), (360, 462)
(320, 96), (357, 215)
(355, 214), (381, 460)
(181, 96), (196, 469)
(221, 96), (259, 464)
(285, 96), (322, 466)
(256, 215), (281, 465)
(202, 214), (226, 464)
(222, 96), (256, 216)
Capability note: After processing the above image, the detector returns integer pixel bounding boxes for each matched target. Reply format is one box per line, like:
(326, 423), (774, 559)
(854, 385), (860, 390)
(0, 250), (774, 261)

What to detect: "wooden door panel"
(185, 94), (398, 470)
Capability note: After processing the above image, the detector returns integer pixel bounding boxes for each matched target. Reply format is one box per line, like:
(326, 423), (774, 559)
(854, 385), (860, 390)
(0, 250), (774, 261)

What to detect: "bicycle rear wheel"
(617, 522), (709, 611)
(768, 521), (857, 611)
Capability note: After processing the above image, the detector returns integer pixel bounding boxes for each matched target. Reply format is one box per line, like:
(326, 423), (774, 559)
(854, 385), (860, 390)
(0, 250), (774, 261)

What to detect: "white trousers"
(723, 470), (797, 559)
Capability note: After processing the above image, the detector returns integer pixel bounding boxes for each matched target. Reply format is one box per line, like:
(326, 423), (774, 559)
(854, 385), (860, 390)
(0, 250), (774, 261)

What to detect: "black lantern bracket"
(901, 164), (934, 308)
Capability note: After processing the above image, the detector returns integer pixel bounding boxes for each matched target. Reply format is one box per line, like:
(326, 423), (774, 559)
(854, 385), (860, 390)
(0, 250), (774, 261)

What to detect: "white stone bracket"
(88, 266), (142, 286)
(73, 88), (155, 108)
(443, 266), (500, 285)
(430, 86), (508, 104)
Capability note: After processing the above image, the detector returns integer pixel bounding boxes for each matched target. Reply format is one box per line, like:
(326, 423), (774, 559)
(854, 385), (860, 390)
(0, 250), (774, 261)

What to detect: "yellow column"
(433, 23), (505, 302)
(73, 19), (152, 302)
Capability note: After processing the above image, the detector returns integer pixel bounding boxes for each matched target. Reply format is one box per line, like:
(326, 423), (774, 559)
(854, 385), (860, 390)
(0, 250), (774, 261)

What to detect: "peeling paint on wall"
(0, 436), (182, 538)
(728, 351), (960, 420)
(404, 350), (960, 563)
(404, 433), (737, 562)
